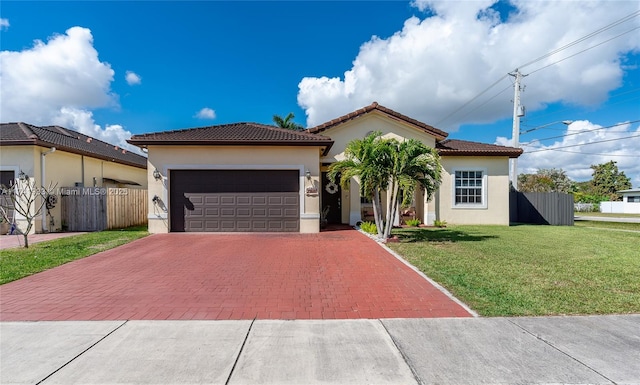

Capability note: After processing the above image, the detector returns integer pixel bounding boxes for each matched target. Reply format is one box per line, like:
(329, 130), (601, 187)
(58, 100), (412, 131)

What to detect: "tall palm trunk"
(384, 178), (399, 239)
(371, 189), (384, 239)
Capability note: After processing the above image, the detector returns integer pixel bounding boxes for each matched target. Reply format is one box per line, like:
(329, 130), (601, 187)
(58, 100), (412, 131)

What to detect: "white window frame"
(451, 168), (487, 209)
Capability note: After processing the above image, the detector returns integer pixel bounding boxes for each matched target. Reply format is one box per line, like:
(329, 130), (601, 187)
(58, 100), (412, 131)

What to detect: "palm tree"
(273, 112), (304, 131)
(382, 138), (442, 239)
(329, 132), (442, 241)
(328, 131), (392, 239)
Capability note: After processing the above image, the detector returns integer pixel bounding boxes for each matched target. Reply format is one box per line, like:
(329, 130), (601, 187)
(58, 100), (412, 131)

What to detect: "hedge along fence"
(61, 187), (148, 231)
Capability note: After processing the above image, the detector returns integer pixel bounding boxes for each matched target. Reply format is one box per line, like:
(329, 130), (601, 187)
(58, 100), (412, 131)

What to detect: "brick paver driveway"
(0, 229), (473, 321)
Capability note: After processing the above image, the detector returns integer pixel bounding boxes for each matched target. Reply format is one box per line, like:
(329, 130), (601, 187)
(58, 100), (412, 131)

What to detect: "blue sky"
(1, 1), (639, 186)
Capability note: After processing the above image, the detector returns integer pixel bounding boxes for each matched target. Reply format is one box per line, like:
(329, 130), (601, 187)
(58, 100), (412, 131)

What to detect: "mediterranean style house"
(128, 102), (522, 233)
(0, 122), (147, 233)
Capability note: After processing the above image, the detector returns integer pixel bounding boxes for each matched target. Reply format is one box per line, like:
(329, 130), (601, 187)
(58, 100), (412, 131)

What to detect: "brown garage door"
(170, 170), (299, 232)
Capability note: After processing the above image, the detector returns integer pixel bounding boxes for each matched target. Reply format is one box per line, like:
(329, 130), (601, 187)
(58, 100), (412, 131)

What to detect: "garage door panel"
(284, 196), (298, 205)
(268, 208), (283, 217)
(236, 208), (251, 217)
(204, 196), (219, 205)
(284, 208), (298, 217)
(220, 196), (236, 205)
(252, 196), (267, 205)
(220, 208), (235, 217)
(171, 170), (299, 232)
(205, 207), (219, 216)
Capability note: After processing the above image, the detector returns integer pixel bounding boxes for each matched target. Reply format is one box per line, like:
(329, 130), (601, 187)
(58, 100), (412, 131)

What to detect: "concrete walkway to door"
(0, 229), (473, 321)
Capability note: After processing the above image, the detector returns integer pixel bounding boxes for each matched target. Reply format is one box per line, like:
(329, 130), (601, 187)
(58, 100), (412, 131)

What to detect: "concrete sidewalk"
(2, 315), (638, 384)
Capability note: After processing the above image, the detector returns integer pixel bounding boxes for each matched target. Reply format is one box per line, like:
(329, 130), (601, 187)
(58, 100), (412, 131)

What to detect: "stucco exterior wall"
(321, 112), (438, 162)
(438, 156), (511, 225)
(1, 145), (146, 234)
(146, 145), (323, 233)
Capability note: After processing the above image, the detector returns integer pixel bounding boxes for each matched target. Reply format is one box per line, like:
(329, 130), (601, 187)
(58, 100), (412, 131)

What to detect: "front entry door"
(322, 172), (342, 224)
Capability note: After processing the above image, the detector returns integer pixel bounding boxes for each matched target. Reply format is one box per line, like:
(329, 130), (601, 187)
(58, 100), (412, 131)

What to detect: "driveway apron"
(0, 229), (472, 321)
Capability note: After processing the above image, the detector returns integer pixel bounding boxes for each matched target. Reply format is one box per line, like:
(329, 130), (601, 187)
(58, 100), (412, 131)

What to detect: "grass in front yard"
(575, 221), (640, 231)
(0, 226), (148, 285)
(389, 225), (640, 316)
(574, 212), (640, 218)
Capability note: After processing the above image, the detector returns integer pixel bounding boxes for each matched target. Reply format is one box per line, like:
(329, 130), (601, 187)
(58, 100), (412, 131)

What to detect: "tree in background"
(518, 168), (574, 193)
(589, 160), (631, 201)
(272, 112), (304, 131)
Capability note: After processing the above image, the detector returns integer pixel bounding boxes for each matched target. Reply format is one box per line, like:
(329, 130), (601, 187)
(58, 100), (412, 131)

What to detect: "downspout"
(41, 147), (56, 232)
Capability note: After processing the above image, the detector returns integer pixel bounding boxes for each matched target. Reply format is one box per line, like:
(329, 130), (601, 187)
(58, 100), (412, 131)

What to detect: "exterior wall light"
(153, 169), (162, 181)
(18, 171), (28, 181)
(305, 169), (311, 180)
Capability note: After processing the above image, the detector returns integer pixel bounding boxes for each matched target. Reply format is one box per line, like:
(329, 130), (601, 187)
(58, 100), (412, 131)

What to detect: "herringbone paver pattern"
(0, 229), (472, 320)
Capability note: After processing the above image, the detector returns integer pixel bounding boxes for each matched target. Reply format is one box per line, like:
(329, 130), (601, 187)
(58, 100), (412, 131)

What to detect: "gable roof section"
(0, 122), (147, 168)
(307, 102), (449, 141)
(437, 139), (523, 158)
(127, 123), (334, 155)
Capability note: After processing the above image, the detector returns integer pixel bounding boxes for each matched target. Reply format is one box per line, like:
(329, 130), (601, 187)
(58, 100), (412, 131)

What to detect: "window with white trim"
(628, 196), (640, 203)
(454, 170), (486, 207)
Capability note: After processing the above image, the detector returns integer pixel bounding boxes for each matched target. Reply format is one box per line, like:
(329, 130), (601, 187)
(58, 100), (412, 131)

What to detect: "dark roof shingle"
(0, 122), (147, 168)
(307, 102), (449, 141)
(436, 139), (523, 158)
(127, 123), (334, 154)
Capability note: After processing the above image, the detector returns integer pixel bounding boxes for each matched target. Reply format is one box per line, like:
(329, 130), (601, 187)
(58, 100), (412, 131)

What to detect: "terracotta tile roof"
(307, 102), (449, 141)
(127, 122), (334, 155)
(0, 122), (147, 168)
(436, 139), (523, 158)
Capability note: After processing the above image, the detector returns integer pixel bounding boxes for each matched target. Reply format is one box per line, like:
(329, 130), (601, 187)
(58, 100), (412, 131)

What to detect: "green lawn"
(575, 212), (640, 218)
(575, 220), (640, 231)
(389, 224), (640, 317)
(0, 227), (149, 285)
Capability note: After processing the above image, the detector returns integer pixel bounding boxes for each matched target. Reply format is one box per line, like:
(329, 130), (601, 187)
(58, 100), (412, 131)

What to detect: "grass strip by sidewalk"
(575, 220), (640, 231)
(388, 224), (640, 317)
(0, 227), (149, 285)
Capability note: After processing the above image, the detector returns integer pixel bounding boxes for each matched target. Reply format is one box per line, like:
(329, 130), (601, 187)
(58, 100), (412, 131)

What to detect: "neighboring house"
(1, 122), (148, 233)
(600, 188), (640, 214)
(128, 102), (522, 234)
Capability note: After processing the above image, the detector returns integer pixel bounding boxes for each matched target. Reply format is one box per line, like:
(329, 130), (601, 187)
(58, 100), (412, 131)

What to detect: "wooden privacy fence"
(509, 191), (574, 226)
(61, 187), (148, 231)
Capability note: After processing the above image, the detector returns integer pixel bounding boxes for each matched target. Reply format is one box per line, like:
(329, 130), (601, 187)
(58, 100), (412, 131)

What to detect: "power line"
(529, 120), (640, 142)
(523, 88), (640, 123)
(525, 133), (640, 153)
(434, 10), (640, 127)
(536, 148), (639, 157)
(434, 75), (509, 126)
(528, 26), (640, 75)
(518, 10), (640, 71)
(444, 83), (513, 127)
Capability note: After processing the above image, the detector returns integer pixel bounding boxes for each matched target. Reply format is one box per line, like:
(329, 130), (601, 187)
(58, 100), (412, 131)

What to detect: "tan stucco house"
(128, 102), (522, 234)
(1, 122), (148, 233)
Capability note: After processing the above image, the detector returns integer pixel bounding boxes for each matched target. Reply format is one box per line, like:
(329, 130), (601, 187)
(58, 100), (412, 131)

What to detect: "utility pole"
(509, 69), (526, 190)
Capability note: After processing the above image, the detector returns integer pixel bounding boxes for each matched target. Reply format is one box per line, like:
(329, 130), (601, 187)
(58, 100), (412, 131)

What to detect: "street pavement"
(2, 315), (638, 384)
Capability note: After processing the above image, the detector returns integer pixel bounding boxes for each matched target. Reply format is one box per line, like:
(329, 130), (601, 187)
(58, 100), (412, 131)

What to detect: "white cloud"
(497, 120), (640, 186)
(53, 108), (140, 154)
(0, 26), (142, 154)
(298, 1), (640, 130)
(125, 70), (141, 85)
(0, 18), (9, 30)
(195, 107), (216, 120)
